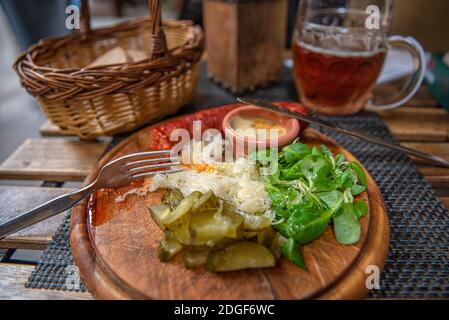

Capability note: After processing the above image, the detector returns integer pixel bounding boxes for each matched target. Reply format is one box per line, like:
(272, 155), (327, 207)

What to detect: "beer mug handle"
(366, 36), (426, 111)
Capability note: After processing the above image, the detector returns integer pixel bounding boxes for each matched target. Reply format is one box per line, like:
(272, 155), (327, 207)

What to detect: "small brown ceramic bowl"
(222, 105), (300, 154)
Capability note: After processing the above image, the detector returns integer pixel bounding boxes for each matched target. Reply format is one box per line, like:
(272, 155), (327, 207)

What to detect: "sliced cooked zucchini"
(157, 189), (279, 271)
(148, 204), (171, 230)
(162, 191), (201, 228)
(270, 232), (288, 259)
(171, 223), (192, 245)
(257, 228), (275, 247)
(183, 250), (209, 268)
(243, 231), (258, 239)
(163, 188), (184, 210)
(190, 206), (243, 245)
(184, 238), (236, 251)
(238, 211), (272, 231)
(206, 241), (276, 272)
(158, 230), (183, 262)
(192, 191), (219, 213)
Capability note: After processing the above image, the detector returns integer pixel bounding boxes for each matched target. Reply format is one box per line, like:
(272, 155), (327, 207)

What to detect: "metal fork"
(0, 150), (181, 239)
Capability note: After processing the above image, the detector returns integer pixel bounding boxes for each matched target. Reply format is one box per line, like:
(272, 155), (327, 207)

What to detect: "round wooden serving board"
(70, 103), (389, 300)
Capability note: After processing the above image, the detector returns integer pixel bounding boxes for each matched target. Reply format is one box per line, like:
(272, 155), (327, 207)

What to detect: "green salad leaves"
(253, 142), (369, 269)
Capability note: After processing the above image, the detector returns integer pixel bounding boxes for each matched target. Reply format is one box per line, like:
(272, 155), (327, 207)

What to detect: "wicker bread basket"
(14, 0), (203, 139)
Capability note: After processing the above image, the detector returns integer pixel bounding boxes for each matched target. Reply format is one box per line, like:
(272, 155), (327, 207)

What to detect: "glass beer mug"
(293, 0), (426, 115)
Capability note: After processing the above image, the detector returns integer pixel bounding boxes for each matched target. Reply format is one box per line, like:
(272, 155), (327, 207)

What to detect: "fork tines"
(122, 150), (182, 180)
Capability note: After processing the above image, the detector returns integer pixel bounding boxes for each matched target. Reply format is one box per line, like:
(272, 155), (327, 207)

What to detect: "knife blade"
(237, 97), (449, 168)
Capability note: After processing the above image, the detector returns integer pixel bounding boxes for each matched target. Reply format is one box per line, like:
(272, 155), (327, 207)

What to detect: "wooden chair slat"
(375, 83), (438, 108)
(0, 139), (108, 181)
(0, 186), (75, 249)
(401, 142), (449, 160)
(423, 176), (449, 189)
(39, 120), (76, 137)
(405, 85), (439, 107)
(380, 108), (449, 142)
(0, 263), (92, 300)
(401, 142), (449, 189)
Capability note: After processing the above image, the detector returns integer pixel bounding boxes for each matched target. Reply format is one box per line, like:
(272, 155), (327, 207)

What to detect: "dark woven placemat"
(315, 114), (449, 299)
(26, 64), (449, 298)
(25, 212), (87, 292)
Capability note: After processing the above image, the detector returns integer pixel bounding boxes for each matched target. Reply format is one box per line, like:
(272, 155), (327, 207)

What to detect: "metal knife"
(237, 97), (449, 168)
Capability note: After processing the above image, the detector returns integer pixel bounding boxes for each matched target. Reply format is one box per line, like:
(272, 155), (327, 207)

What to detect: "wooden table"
(0, 83), (447, 300)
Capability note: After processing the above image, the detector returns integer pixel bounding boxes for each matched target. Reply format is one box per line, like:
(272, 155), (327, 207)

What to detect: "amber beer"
(293, 41), (386, 115)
